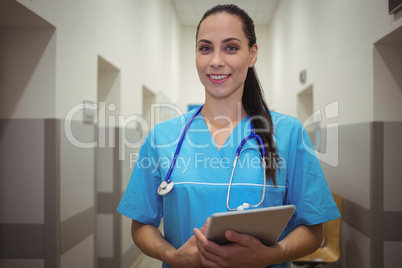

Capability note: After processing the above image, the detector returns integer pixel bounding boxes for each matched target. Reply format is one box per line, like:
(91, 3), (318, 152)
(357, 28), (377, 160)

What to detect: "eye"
(198, 46), (211, 52)
(225, 45), (239, 52)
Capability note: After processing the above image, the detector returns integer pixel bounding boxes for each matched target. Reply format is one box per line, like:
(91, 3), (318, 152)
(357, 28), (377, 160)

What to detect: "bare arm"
(265, 223), (323, 264)
(131, 220), (175, 263)
(194, 223), (323, 267)
(131, 219), (220, 268)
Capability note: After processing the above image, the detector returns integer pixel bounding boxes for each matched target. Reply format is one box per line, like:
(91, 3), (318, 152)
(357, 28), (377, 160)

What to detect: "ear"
(249, 44), (258, 68)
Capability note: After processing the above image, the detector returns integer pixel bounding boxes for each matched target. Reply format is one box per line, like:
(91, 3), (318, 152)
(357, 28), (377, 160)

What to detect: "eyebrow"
(197, 37), (242, 45)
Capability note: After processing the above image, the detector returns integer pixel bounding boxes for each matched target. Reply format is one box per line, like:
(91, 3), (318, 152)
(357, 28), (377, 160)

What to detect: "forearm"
(265, 224), (323, 265)
(131, 220), (176, 264)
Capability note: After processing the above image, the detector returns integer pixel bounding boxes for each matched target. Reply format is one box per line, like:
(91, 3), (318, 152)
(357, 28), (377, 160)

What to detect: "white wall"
(255, 26), (272, 106)
(266, 0), (402, 125)
(4, 1), (182, 267)
(0, 27), (56, 119)
(14, 0), (182, 228)
(266, 2), (402, 268)
(179, 26), (204, 111)
(16, 0), (182, 120)
(373, 30), (402, 121)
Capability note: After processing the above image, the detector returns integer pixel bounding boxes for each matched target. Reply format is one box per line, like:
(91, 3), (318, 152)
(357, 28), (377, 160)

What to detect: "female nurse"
(118, 4), (340, 268)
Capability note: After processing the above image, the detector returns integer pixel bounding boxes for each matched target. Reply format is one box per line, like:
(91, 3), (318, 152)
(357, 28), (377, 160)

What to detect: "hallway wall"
(12, 0), (181, 119)
(265, 1), (402, 268)
(0, 0), (181, 268)
(266, 0), (402, 124)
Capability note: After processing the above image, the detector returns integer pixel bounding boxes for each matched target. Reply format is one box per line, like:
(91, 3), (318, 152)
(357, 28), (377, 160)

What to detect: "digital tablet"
(206, 205), (296, 246)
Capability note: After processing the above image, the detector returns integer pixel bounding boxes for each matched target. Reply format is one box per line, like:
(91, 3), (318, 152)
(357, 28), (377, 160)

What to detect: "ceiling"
(172, 0), (279, 27)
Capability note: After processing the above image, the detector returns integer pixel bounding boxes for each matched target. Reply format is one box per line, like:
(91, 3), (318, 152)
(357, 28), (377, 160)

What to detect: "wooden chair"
(292, 193), (343, 268)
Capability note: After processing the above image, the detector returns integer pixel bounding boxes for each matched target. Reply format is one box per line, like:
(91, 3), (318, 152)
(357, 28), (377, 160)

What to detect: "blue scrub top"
(117, 109), (341, 268)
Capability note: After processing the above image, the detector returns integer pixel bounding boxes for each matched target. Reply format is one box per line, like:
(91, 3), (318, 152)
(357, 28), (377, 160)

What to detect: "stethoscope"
(157, 105), (267, 211)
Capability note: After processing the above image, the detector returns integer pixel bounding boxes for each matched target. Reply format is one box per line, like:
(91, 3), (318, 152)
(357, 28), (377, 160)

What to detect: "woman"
(118, 4), (340, 268)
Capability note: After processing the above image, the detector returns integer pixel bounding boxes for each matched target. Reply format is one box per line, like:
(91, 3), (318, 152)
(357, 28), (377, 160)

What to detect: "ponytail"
(243, 67), (279, 186)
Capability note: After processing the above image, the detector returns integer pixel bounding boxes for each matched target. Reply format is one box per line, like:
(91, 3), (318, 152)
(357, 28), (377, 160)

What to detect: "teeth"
(210, 75), (228, 80)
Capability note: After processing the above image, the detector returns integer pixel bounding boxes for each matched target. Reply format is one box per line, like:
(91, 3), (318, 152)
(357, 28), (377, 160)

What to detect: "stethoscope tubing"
(226, 153), (267, 211)
(158, 105), (268, 211)
(164, 105), (204, 184)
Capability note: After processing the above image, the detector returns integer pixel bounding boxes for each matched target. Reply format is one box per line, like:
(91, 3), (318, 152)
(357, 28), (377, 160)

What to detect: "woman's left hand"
(194, 222), (323, 268)
(193, 227), (271, 268)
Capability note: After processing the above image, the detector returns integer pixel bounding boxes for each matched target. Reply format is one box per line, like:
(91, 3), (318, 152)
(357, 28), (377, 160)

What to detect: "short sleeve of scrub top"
(116, 111), (188, 228)
(116, 128), (163, 228)
(271, 112), (341, 229)
(117, 109), (341, 268)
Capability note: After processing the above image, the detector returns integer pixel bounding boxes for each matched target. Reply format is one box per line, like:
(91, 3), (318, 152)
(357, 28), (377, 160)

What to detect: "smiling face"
(196, 12), (258, 102)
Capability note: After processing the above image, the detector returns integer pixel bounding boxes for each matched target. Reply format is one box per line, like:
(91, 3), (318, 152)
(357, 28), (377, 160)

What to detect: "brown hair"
(196, 4), (280, 185)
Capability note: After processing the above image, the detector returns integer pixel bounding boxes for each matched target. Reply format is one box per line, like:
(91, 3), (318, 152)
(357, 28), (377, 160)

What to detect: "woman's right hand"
(168, 218), (221, 268)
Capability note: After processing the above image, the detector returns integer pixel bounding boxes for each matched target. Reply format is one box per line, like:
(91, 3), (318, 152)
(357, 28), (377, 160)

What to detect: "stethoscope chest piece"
(158, 181), (174, 196)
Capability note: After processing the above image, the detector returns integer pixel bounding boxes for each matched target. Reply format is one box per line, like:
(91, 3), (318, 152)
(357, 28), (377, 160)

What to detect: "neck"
(201, 98), (246, 128)
(200, 91), (247, 150)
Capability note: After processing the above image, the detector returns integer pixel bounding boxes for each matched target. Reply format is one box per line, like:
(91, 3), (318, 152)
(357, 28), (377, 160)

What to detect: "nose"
(209, 51), (224, 68)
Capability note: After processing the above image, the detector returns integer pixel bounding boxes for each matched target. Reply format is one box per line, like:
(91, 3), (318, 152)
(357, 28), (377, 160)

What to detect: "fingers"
(199, 217), (210, 235)
(225, 230), (255, 246)
(194, 228), (224, 265)
(194, 227), (209, 245)
(177, 233), (221, 268)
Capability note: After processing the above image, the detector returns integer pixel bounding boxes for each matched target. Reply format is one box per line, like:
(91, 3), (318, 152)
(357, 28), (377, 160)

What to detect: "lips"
(208, 74), (231, 83)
